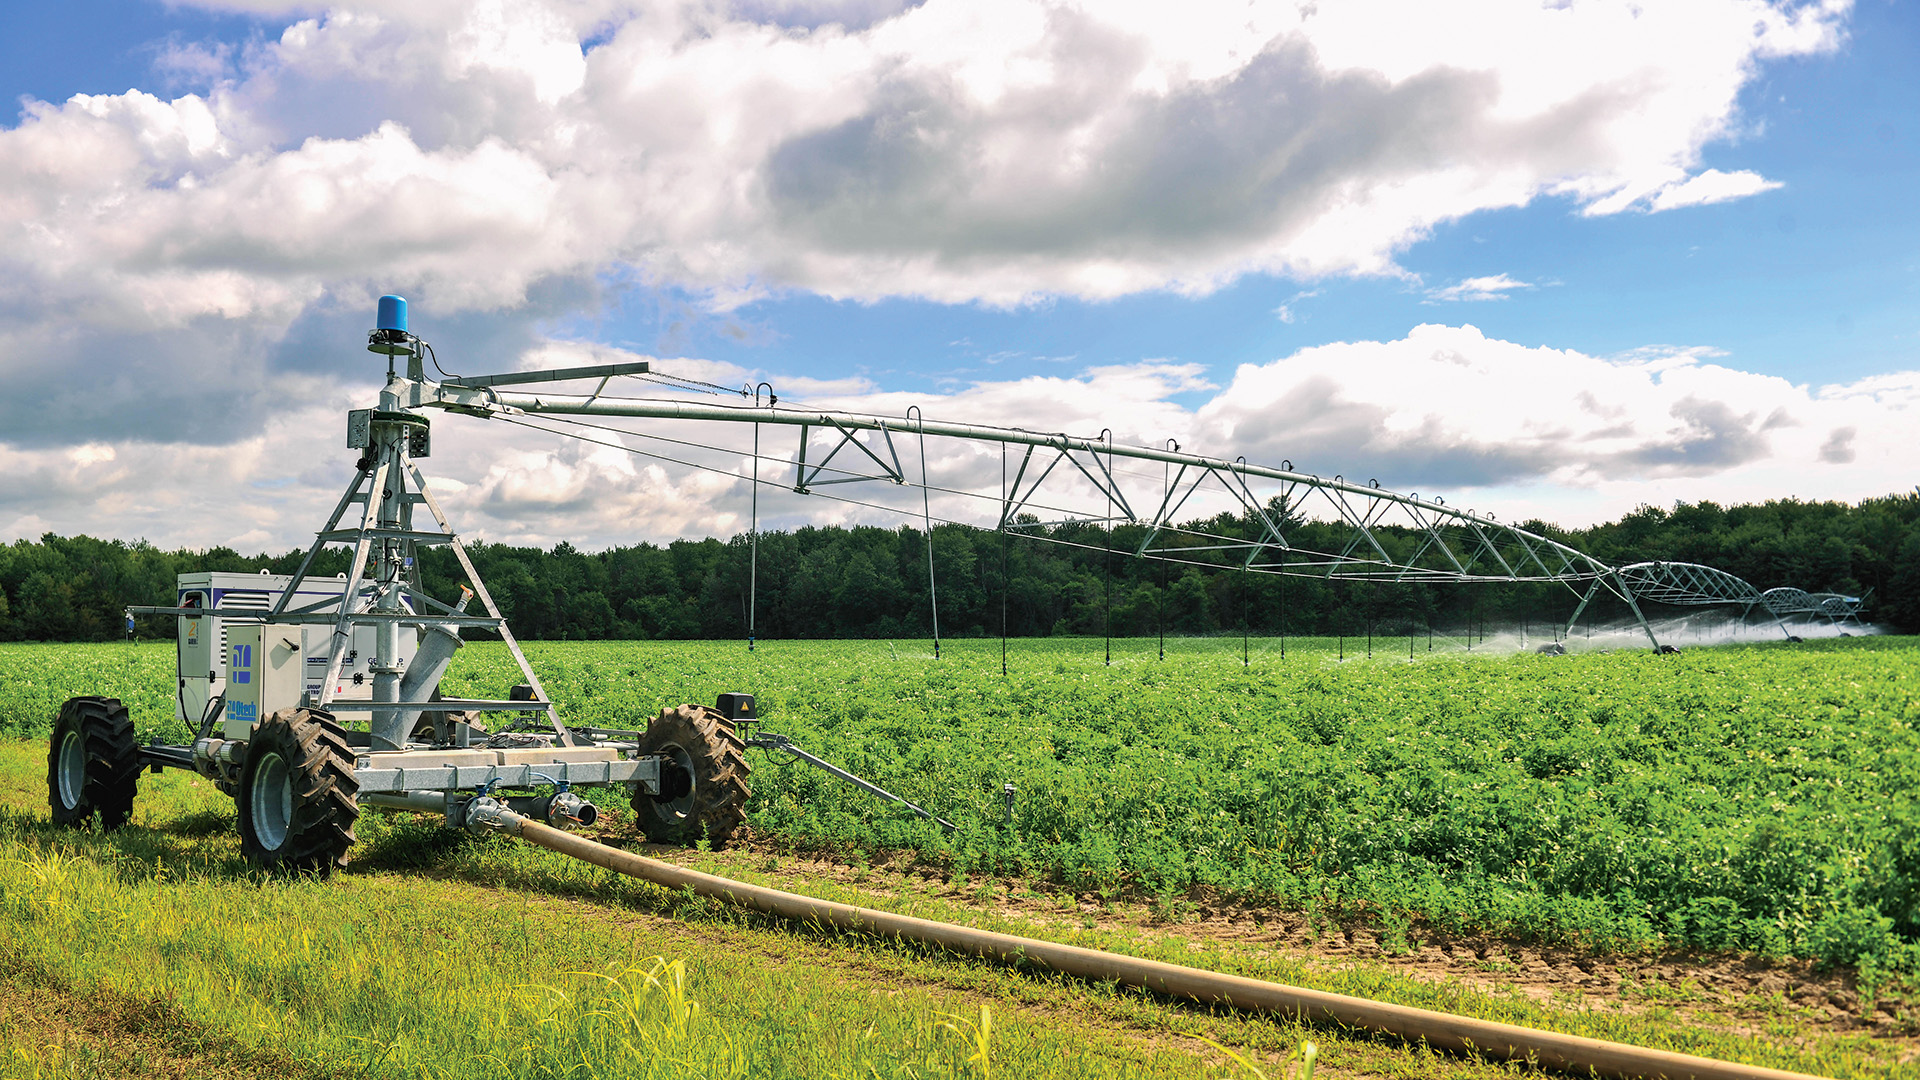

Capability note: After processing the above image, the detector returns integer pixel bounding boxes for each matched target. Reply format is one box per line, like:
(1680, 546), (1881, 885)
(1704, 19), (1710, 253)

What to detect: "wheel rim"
(251, 751), (293, 851)
(657, 742), (696, 820)
(56, 729), (86, 809)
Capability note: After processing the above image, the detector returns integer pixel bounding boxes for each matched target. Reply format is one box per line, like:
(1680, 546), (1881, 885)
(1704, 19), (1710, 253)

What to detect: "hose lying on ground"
(478, 806), (1823, 1080)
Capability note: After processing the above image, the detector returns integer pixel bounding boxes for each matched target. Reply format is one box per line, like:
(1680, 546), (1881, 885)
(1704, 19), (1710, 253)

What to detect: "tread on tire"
(47, 696), (141, 830)
(238, 707), (360, 874)
(630, 704), (751, 848)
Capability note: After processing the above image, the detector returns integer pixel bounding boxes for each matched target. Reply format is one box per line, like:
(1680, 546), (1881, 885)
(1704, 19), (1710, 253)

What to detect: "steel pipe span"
(424, 383), (1613, 583)
(413, 374), (1869, 638)
(1616, 562), (1763, 608)
(489, 812), (1820, 1080)
(1615, 564), (1866, 625)
(490, 391), (1575, 536)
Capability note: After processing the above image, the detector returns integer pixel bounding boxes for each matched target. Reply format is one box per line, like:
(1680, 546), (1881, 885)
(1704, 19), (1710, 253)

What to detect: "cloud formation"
(4, 322), (1911, 552)
(3, 0), (1843, 324)
(1195, 323), (1915, 524)
(1646, 168), (1786, 212)
(0, 0), (1880, 552)
(1426, 273), (1534, 303)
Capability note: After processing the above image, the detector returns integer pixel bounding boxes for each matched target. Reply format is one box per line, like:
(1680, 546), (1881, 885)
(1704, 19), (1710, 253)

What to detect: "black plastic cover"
(715, 692), (756, 721)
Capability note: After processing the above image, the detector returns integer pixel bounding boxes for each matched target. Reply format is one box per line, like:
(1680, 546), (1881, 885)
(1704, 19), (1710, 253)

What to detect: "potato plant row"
(4, 635), (1915, 969)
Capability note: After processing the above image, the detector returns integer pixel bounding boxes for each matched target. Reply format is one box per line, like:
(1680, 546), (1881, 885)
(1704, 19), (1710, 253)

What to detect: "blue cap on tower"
(377, 295), (409, 333)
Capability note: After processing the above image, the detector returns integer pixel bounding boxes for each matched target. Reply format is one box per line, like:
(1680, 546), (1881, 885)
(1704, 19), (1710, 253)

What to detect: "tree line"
(3, 490), (1917, 643)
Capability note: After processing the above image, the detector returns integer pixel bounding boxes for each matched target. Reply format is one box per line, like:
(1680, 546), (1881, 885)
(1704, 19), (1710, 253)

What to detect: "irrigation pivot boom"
(419, 383), (1624, 585)
(1561, 562), (1868, 641)
(48, 296), (1830, 871)
(54, 296), (973, 871)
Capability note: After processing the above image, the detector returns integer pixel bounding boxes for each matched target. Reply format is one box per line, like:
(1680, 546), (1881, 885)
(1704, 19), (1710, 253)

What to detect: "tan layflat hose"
(503, 815), (1823, 1080)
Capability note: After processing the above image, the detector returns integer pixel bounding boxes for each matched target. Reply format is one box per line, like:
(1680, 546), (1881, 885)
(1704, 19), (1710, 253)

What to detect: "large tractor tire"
(238, 708), (360, 874)
(47, 696), (141, 830)
(631, 704), (751, 848)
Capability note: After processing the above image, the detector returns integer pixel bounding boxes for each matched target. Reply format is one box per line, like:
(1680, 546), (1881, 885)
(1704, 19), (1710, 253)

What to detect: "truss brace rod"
(407, 463), (572, 745)
(1614, 573), (1663, 651)
(318, 458), (389, 706)
(462, 391), (1591, 563)
(798, 417), (905, 490)
(1058, 436), (1137, 523)
(273, 469), (370, 617)
(1158, 465), (1219, 541)
(1563, 580), (1601, 639)
(1227, 459), (1290, 568)
(747, 734), (955, 833)
(1137, 461), (1191, 556)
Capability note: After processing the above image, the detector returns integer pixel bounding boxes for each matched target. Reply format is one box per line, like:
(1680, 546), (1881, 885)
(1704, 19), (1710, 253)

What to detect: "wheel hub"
(250, 751), (293, 851)
(655, 743), (696, 818)
(56, 729), (85, 810)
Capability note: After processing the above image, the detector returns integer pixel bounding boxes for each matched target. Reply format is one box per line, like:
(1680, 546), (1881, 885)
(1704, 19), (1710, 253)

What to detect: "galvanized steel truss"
(1564, 562), (1866, 639)
(265, 409), (567, 740)
(391, 374), (1866, 651)
(419, 383), (1615, 586)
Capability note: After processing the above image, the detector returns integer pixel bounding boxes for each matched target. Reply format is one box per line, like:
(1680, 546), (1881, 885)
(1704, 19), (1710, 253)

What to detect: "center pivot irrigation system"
(51, 296), (1847, 872)
(1610, 561), (1866, 637)
(42, 298), (1846, 1080)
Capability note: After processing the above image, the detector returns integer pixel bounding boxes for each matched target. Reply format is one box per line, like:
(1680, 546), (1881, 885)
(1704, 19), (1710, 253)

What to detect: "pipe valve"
(501, 790), (601, 831)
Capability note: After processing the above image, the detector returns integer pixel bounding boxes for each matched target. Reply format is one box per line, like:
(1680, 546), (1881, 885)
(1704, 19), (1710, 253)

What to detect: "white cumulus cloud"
(0, 0), (1878, 551)
(1195, 323), (1916, 524)
(1426, 273), (1534, 302)
(1647, 168), (1786, 212)
(0, 0), (1846, 325)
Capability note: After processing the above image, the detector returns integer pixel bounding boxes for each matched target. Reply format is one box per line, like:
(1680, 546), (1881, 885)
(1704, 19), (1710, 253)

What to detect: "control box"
(221, 624), (308, 738)
(176, 571), (416, 729)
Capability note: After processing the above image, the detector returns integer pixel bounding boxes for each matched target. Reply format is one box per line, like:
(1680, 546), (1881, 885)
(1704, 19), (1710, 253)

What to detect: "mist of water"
(1419, 611), (1881, 656)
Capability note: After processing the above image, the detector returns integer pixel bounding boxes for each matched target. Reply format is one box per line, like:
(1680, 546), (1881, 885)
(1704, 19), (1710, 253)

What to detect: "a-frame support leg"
(1616, 574), (1663, 651)
(1564, 580), (1600, 639)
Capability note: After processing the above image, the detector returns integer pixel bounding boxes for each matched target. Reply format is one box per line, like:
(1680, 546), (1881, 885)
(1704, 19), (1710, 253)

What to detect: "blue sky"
(603, 1), (1919, 393)
(0, 0), (1914, 550)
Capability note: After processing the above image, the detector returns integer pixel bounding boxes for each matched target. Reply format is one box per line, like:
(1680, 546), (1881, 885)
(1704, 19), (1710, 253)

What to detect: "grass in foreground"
(0, 741), (1365, 1080)
(0, 741), (1913, 1079)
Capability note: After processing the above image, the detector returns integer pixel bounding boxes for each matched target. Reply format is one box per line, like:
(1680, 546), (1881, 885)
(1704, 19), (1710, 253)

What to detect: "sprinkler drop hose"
(502, 814), (1819, 1080)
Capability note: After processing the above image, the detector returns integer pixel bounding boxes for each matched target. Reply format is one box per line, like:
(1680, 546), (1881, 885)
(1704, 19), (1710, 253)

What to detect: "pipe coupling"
(503, 791), (601, 830)
(546, 791), (599, 829)
(463, 795), (524, 836)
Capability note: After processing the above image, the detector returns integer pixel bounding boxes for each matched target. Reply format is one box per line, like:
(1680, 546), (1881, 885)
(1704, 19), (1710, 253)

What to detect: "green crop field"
(4, 635), (1917, 967)
(1, 636), (1916, 1078)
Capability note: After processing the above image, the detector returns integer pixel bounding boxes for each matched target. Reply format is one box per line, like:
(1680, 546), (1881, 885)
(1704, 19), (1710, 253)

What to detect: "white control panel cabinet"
(174, 571), (417, 728)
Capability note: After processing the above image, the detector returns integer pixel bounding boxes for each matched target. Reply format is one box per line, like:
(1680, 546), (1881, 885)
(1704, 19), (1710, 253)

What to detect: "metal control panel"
(221, 624), (307, 738)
